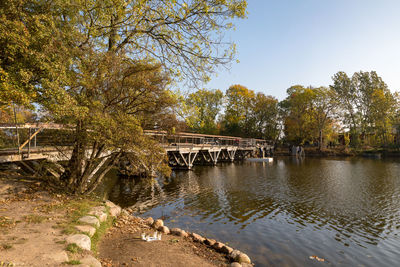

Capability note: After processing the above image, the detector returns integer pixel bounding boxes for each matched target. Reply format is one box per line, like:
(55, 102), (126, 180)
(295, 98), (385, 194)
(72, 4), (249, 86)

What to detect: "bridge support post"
(168, 150), (198, 170)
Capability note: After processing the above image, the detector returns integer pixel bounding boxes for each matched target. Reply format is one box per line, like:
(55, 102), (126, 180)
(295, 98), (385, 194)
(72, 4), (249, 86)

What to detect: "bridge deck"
(0, 123), (271, 169)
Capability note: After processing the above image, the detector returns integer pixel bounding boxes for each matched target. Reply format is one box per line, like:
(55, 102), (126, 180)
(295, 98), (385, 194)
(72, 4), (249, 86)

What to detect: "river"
(98, 157), (400, 266)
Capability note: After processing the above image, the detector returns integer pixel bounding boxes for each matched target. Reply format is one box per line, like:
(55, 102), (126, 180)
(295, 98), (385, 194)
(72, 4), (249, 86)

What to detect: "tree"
(280, 85), (315, 144)
(0, 0), (73, 107)
(185, 89), (224, 134)
(369, 88), (396, 145)
(311, 87), (337, 149)
(331, 71), (392, 146)
(2, 0), (247, 193)
(280, 85), (338, 147)
(248, 93), (280, 141)
(222, 84), (255, 137)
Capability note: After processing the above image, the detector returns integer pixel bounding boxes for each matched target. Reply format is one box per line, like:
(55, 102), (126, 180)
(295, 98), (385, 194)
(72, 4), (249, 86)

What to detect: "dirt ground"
(98, 214), (230, 267)
(0, 173), (98, 266)
(0, 174), (70, 266)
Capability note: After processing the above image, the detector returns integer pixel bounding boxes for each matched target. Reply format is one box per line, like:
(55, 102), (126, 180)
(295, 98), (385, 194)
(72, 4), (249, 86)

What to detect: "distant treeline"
(179, 71), (400, 149)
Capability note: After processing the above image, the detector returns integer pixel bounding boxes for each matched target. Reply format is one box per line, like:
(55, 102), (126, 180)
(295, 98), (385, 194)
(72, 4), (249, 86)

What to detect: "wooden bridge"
(0, 123), (272, 170)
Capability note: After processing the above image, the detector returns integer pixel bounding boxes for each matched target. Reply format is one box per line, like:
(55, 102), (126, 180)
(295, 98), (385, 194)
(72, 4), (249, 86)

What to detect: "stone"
(212, 242), (224, 251)
(158, 226), (170, 234)
(241, 264), (253, 267)
(152, 219), (164, 229)
(105, 200), (118, 208)
(220, 245), (234, 254)
(230, 263), (242, 267)
(170, 228), (188, 237)
(204, 238), (216, 246)
(230, 250), (241, 260)
(235, 253), (251, 264)
(88, 206), (107, 222)
(191, 233), (205, 243)
(78, 216), (100, 228)
(144, 217), (154, 225)
(66, 234), (91, 251)
(80, 255), (102, 267)
(109, 205), (122, 217)
(75, 225), (96, 237)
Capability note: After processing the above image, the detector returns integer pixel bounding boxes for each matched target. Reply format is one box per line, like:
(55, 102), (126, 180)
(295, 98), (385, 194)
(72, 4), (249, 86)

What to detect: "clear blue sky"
(205, 0), (400, 100)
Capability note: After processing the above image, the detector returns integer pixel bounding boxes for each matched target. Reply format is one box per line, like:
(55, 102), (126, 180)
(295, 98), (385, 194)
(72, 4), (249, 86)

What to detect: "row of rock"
(143, 217), (252, 267)
(65, 200), (122, 267)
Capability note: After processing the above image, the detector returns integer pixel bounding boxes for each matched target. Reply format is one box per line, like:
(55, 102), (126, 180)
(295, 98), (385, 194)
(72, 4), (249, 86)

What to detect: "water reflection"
(99, 158), (400, 266)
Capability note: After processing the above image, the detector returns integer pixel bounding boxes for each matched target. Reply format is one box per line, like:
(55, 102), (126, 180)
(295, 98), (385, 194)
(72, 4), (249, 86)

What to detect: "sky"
(204, 0), (400, 100)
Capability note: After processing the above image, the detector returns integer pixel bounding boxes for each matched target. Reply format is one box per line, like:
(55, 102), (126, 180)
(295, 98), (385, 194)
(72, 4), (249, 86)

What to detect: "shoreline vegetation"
(274, 146), (400, 158)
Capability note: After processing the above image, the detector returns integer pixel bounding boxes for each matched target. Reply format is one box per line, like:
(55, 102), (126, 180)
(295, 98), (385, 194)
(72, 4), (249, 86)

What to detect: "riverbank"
(274, 146), (400, 157)
(0, 171), (252, 266)
(98, 213), (252, 267)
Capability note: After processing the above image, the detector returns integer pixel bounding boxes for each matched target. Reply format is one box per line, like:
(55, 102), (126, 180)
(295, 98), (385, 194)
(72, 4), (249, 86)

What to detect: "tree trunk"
(318, 129), (323, 151)
(61, 120), (88, 192)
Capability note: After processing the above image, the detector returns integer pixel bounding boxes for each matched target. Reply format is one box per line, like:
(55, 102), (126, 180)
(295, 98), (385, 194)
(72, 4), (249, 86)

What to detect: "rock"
(241, 264), (253, 267)
(212, 242), (224, 251)
(80, 255), (102, 267)
(204, 238), (216, 246)
(109, 205), (122, 217)
(88, 206), (107, 222)
(66, 234), (91, 251)
(170, 228), (188, 237)
(78, 216), (100, 228)
(105, 200), (118, 208)
(152, 219), (164, 229)
(158, 226), (170, 234)
(230, 250), (241, 260)
(144, 217), (154, 225)
(191, 233), (205, 243)
(75, 225), (96, 237)
(235, 253), (251, 264)
(180, 230), (189, 238)
(220, 245), (234, 254)
(230, 263), (242, 267)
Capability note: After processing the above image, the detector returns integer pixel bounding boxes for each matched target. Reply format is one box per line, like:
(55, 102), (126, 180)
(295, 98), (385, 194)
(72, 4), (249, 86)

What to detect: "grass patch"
(23, 214), (47, 223)
(56, 198), (102, 235)
(1, 243), (13, 250)
(0, 216), (15, 228)
(66, 243), (82, 254)
(90, 214), (115, 254)
(63, 260), (81, 265)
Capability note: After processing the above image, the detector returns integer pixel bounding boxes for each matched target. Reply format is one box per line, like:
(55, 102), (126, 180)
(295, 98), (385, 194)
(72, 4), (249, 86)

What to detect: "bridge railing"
(144, 130), (268, 149)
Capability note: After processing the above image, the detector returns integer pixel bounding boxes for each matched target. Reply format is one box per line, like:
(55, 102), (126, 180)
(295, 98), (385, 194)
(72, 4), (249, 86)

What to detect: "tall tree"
(311, 87), (338, 149)
(222, 84), (255, 137)
(280, 85), (315, 144)
(42, 0), (247, 193)
(331, 71), (392, 146)
(185, 89), (223, 134)
(248, 93), (280, 141)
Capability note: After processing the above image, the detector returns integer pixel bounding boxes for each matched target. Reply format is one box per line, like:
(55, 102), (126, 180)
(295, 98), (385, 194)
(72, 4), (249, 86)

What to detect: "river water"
(99, 157), (400, 266)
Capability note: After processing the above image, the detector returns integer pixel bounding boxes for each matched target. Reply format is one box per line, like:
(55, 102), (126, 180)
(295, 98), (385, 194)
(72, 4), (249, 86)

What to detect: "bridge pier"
(194, 149), (221, 166)
(167, 150), (198, 170)
(218, 148), (237, 162)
